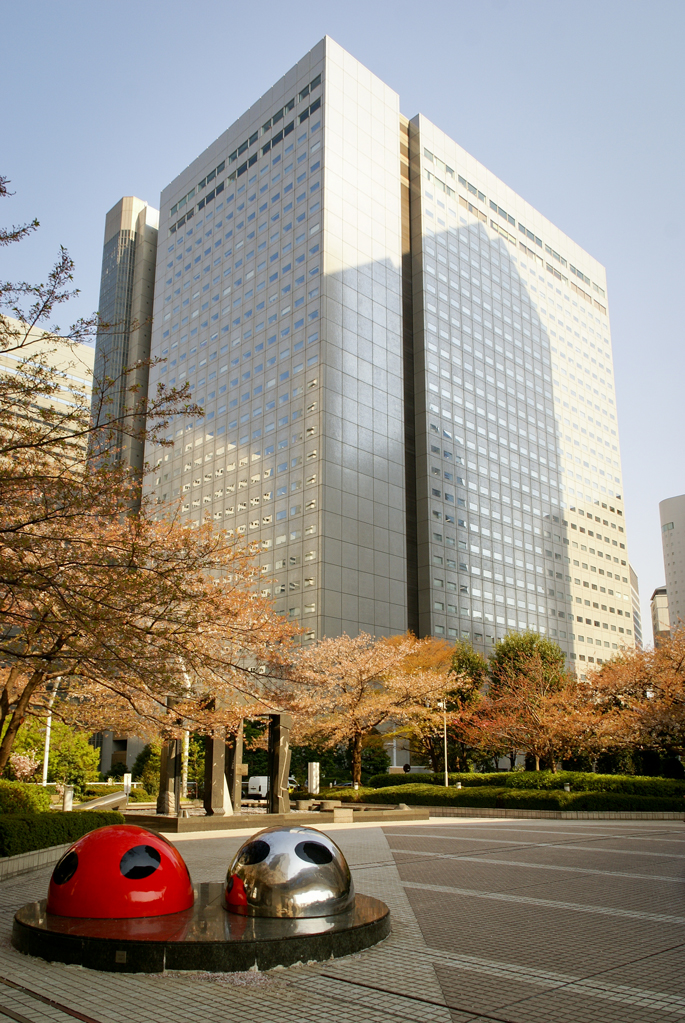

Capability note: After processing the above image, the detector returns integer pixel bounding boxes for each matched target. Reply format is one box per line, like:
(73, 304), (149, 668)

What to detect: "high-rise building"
(93, 197), (158, 475)
(651, 586), (670, 646)
(659, 494), (685, 633)
(629, 564), (642, 649)
(144, 37), (634, 672)
(91, 198), (158, 775)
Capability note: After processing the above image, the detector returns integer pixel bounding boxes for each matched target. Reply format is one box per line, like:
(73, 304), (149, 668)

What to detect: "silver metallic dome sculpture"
(223, 825), (354, 918)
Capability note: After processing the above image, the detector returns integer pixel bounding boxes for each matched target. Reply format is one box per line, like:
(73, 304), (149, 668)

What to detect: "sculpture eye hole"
(120, 845), (161, 880)
(295, 841), (333, 865)
(239, 839), (270, 865)
(52, 850), (78, 885)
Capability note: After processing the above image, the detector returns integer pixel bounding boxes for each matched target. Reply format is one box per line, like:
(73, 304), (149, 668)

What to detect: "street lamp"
(437, 700), (448, 787)
(42, 678), (60, 786)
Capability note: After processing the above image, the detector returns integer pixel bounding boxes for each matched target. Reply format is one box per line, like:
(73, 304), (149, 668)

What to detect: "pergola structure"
(156, 714), (293, 817)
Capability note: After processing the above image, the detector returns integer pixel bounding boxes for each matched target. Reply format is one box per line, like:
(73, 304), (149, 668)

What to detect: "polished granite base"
(12, 883), (390, 973)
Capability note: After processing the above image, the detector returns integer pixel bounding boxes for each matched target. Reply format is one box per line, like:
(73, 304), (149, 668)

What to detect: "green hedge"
(368, 772), (502, 789)
(367, 771), (685, 797)
(0, 811), (125, 858)
(0, 781), (51, 814)
(323, 783), (685, 813)
(504, 771), (685, 796)
(325, 784), (509, 806)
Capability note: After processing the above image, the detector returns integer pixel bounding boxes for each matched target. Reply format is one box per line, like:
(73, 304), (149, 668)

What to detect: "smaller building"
(651, 586), (671, 647)
(629, 564), (642, 649)
(0, 315), (94, 427)
(659, 495), (685, 634)
(92, 731), (147, 776)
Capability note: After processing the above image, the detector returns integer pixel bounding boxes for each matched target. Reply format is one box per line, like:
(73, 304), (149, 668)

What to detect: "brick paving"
(385, 820), (685, 1022)
(0, 818), (682, 1022)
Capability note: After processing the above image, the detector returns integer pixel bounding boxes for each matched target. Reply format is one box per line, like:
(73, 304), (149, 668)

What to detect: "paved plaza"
(0, 817), (683, 1023)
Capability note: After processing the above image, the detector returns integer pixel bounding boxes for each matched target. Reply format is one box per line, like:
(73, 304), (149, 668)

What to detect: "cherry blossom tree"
(291, 633), (446, 786)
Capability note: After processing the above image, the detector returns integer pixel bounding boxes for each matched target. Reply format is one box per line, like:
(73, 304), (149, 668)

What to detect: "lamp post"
(42, 678), (60, 786)
(437, 700), (448, 787)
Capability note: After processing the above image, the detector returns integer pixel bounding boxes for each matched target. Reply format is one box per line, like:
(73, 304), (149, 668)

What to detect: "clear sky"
(2, 0), (683, 641)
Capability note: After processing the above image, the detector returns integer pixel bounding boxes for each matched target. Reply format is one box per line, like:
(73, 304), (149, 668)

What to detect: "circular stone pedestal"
(12, 882), (389, 974)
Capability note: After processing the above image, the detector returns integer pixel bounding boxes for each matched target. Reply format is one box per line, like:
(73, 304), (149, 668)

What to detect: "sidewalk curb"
(426, 806), (685, 820)
(0, 843), (71, 882)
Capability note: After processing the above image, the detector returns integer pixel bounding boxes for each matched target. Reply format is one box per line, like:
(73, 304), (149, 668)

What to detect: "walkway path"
(0, 818), (682, 1023)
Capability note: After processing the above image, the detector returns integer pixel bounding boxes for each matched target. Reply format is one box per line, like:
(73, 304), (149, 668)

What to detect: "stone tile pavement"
(0, 818), (682, 1022)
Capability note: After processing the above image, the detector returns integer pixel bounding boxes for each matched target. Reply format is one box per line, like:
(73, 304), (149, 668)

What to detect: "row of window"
(424, 150), (608, 312)
(421, 230), (621, 480)
(164, 160), (322, 332)
(168, 115), (321, 234)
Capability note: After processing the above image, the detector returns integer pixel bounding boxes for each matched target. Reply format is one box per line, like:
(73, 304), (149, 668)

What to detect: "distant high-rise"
(141, 37), (634, 671)
(651, 586), (670, 646)
(659, 494), (685, 633)
(92, 197), (158, 475)
(91, 198), (158, 775)
(629, 565), (642, 649)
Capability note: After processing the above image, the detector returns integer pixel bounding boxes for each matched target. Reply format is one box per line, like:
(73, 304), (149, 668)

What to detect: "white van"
(248, 776), (269, 797)
(247, 775), (297, 797)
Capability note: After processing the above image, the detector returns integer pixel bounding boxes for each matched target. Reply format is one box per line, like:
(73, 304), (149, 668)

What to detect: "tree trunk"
(351, 733), (363, 786)
(0, 664), (25, 736)
(0, 670), (47, 773)
(509, 750), (517, 771)
(429, 737), (441, 773)
(534, 754), (540, 771)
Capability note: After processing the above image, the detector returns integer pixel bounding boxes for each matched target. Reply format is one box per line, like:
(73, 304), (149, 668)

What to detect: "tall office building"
(659, 494), (685, 633)
(93, 197), (159, 475)
(651, 586), (670, 646)
(145, 38), (634, 671)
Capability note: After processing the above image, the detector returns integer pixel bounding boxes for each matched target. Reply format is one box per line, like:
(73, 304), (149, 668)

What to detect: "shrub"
(125, 788), (151, 803)
(326, 782), (685, 813)
(501, 771), (685, 797)
(0, 780), (51, 814)
(132, 742), (161, 796)
(367, 770), (685, 797)
(328, 784), (508, 806)
(561, 791), (684, 812)
(498, 789), (684, 812)
(368, 772), (506, 788)
(0, 811), (125, 858)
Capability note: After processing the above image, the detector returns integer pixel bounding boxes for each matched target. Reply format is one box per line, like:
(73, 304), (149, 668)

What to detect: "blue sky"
(2, 0), (683, 640)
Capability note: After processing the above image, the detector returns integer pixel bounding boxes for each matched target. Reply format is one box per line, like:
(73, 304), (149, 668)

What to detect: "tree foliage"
(290, 633), (446, 785)
(489, 631), (566, 692)
(10, 718), (99, 791)
(0, 178), (299, 771)
(590, 629), (685, 757)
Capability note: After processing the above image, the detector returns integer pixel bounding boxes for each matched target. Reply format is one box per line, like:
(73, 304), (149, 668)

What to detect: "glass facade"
(95, 228), (137, 436)
(93, 198), (158, 473)
(410, 117), (633, 670)
(146, 39), (633, 669)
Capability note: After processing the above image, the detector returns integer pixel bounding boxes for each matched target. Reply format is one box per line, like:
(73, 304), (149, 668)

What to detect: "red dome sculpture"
(46, 825), (194, 919)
